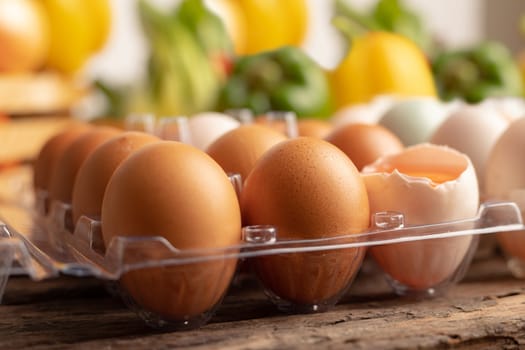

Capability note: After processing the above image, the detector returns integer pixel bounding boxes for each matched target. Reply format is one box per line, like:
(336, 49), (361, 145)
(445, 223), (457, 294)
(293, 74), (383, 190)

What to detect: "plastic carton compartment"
(0, 196), (523, 329)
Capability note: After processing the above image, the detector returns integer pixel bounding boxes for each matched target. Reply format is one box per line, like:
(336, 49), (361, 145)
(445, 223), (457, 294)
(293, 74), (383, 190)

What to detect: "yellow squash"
(41, 0), (111, 75)
(330, 31), (437, 108)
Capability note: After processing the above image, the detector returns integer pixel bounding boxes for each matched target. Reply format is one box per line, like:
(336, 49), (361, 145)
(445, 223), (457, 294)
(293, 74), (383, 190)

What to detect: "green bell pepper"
(218, 46), (332, 118)
(432, 41), (523, 103)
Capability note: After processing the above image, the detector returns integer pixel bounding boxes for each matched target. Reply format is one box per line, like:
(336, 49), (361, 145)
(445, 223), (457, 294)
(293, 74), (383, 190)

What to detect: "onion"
(0, 0), (50, 73)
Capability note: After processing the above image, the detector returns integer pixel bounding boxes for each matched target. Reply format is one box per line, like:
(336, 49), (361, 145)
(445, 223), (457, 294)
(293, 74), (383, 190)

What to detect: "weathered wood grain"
(1, 256), (524, 350)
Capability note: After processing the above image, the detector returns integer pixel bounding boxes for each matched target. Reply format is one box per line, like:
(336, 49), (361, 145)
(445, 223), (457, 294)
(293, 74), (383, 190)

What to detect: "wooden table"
(1, 253), (524, 350)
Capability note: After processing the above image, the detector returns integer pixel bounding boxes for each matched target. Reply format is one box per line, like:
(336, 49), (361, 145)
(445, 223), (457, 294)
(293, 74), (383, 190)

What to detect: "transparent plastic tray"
(0, 198), (522, 279)
(0, 167), (525, 328)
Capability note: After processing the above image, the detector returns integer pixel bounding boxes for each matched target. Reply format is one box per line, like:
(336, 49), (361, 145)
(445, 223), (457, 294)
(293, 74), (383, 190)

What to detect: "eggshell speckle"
(101, 141), (241, 320)
(72, 131), (160, 225)
(241, 137), (369, 307)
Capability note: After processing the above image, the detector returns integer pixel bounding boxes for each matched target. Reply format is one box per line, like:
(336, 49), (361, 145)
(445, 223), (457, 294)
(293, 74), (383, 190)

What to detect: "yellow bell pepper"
(230, 0), (308, 55)
(205, 0), (308, 56)
(41, 0), (111, 75)
(330, 31), (437, 108)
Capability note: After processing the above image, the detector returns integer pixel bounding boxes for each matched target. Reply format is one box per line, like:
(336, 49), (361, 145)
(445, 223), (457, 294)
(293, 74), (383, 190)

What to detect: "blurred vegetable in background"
(334, 0), (434, 55)
(330, 0), (437, 108)
(41, 0), (111, 75)
(0, 0), (50, 73)
(433, 41), (523, 103)
(0, 0), (111, 75)
(218, 46), (332, 118)
(329, 29), (437, 107)
(175, 0), (233, 79)
(370, 0), (433, 55)
(203, 0), (246, 55)
(232, 0), (309, 55)
(0, 0), (110, 115)
(140, 0), (230, 115)
(518, 15), (525, 95)
(98, 0), (232, 118)
(333, 0), (524, 104)
(520, 54), (525, 93)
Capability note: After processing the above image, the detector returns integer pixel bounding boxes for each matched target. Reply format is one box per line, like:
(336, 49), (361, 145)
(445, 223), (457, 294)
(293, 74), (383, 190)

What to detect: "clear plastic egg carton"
(0, 186), (524, 330)
(488, 190), (525, 279)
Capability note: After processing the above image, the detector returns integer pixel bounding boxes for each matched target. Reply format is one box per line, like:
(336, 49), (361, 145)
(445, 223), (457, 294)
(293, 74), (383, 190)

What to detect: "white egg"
(485, 117), (525, 271)
(480, 97), (525, 122)
(430, 104), (510, 196)
(362, 144), (479, 293)
(332, 95), (397, 127)
(441, 98), (466, 116)
(485, 117), (525, 200)
(379, 97), (448, 146)
(188, 112), (240, 150)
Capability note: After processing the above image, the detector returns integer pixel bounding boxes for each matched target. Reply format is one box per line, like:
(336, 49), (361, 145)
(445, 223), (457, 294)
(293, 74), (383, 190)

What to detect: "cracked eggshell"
(361, 144), (479, 291)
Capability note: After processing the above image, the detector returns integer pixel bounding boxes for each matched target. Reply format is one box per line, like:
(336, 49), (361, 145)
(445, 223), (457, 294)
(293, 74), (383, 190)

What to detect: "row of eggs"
(30, 95), (524, 323)
(335, 96), (525, 197)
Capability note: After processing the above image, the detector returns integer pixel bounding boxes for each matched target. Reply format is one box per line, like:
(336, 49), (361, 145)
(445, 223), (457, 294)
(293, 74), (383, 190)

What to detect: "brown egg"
(297, 119), (332, 138)
(33, 123), (92, 191)
(101, 141), (241, 321)
(48, 127), (121, 205)
(241, 137), (370, 309)
(72, 132), (159, 225)
(206, 124), (287, 182)
(325, 123), (404, 171)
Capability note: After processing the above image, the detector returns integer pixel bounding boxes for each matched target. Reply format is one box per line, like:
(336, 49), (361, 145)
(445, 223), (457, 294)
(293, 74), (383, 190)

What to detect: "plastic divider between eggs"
(0, 197), (523, 283)
(1, 187), (525, 328)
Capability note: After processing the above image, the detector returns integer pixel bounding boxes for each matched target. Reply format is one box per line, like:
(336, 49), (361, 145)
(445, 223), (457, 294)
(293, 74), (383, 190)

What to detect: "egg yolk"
(399, 170), (458, 184)
(372, 164), (460, 184)
(363, 144), (471, 186)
